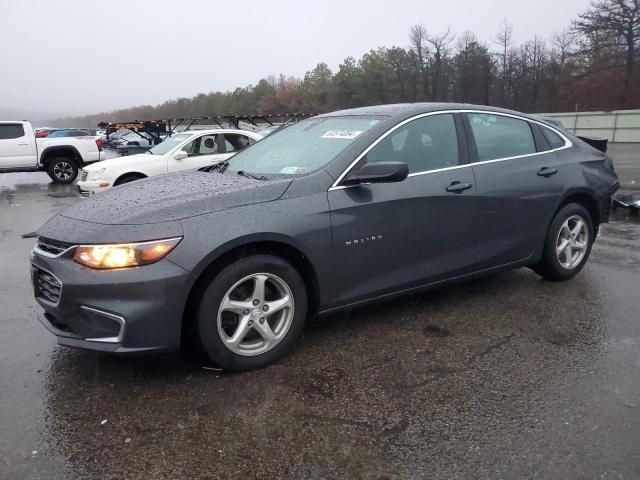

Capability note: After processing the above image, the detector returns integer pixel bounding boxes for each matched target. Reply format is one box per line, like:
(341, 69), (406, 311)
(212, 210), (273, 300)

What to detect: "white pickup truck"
(0, 121), (102, 183)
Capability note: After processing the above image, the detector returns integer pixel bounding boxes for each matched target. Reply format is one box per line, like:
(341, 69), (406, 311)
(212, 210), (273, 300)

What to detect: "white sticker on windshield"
(322, 130), (363, 140)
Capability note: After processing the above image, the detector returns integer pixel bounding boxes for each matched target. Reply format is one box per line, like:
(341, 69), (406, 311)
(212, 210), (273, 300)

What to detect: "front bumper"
(76, 180), (111, 197)
(31, 245), (191, 353)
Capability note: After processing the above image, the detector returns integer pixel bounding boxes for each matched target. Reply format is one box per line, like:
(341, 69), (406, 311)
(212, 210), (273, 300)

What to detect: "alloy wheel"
(555, 214), (589, 269)
(53, 161), (74, 181)
(217, 273), (295, 356)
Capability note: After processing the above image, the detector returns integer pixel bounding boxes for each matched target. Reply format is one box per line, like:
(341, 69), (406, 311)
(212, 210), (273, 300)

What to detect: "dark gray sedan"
(32, 103), (619, 371)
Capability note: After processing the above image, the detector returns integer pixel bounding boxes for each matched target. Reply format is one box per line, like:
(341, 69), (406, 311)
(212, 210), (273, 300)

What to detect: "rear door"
(329, 112), (478, 304)
(167, 133), (222, 172)
(464, 111), (570, 270)
(0, 123), (36, 168)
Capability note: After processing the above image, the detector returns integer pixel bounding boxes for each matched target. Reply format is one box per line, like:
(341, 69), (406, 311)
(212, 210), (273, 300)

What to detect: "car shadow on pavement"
(39, 266), (606, 479)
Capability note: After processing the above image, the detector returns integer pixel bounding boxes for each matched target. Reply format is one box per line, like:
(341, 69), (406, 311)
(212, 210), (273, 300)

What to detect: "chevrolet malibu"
(32, 104), (619, 371)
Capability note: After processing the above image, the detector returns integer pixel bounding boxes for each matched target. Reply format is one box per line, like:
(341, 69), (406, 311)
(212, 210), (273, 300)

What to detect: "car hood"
(83, 153), (152, 172)
(60, 170), (293, 225)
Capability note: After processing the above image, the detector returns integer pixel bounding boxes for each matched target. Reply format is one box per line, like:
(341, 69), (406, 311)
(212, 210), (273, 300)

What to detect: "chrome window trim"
(81, 305), (126, 344)
(328, 109), (572, 191)
(33, 242), (76, 259)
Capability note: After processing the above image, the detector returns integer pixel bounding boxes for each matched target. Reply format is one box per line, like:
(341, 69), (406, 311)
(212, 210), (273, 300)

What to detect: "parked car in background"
(35, 128), (60, 138)
(47, 129), (93, 138)
(77, 129), (261, 196)
(33, 103), (619, 371)
(0, 120), (103, 183)
(115, 131), (153, 147)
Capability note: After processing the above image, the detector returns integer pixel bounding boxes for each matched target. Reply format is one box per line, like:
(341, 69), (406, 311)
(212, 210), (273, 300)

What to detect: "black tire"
(194, 255), (308, 371)
(114, 174), (145, 186)
(47, 157), (78, 184)
(532, 203), (594, 281)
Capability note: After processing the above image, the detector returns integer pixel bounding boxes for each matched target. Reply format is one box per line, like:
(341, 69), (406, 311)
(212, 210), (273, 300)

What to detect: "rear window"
(467, 113), (536, 161)
(541, 127), (566, 149)
(0, 124), (25, 140)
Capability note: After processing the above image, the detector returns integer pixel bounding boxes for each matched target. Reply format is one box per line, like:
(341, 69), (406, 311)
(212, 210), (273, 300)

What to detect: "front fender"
(171, 193), (335, 308)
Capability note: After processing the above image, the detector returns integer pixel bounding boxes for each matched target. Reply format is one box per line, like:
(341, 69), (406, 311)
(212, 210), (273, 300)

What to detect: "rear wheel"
(194, 255), (307, 371)
(532, 203), (594, 281)
(47, 157), (78, 183)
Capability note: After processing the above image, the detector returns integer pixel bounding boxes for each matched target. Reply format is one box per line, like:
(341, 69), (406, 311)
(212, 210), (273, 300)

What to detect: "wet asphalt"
(1, 172), (639, 480)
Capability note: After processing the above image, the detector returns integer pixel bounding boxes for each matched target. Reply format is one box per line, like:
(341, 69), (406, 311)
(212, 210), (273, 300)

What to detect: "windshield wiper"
(237, 170), (266, 181)
(204, 161), (230, 174)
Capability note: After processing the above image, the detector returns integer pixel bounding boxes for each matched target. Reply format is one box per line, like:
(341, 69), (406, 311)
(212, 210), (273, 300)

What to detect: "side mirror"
(174, 150), (188, 160)
(342, 161), (409, 186)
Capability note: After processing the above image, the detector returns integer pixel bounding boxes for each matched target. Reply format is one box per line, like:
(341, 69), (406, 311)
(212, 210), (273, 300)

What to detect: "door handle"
(18, 142), (30, 146)
(446, 181), (473, 193)
(537, 167), (558, 177)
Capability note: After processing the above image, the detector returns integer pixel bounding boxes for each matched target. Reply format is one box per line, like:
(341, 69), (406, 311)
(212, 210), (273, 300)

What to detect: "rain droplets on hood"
(60, 170), (292, 225)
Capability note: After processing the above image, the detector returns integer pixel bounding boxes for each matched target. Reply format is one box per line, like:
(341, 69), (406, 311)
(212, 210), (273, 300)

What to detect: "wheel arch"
(555, 188), (601, 228)
(113, 172), (148, 185)
(40, 146), (82, 168)
(531, 188), (601, 264)
(180, 235), (321, 344)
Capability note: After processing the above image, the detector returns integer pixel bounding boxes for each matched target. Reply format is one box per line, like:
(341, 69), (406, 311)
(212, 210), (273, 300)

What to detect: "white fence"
(540, 109), (640, 143)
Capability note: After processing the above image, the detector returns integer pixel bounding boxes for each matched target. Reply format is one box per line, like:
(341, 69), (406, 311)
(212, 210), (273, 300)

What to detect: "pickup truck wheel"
(195, 255), (308, 371)
(47, 157), (78, 184)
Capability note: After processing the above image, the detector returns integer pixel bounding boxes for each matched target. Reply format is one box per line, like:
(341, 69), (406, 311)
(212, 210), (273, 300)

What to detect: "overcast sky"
(0, 0), (590, 120)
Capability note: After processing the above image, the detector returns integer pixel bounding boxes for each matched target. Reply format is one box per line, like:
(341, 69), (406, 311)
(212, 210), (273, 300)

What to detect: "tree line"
(54, 0), (640, 127)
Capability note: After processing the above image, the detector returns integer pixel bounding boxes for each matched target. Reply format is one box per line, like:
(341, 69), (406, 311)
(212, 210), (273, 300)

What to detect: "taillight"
(95, 138), (104, 151)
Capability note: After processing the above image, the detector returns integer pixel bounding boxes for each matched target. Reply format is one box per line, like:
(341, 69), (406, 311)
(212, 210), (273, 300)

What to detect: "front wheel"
(532, 203), (594, 281)
(194, 255), (307, 371)
(47, 157), (78, 183)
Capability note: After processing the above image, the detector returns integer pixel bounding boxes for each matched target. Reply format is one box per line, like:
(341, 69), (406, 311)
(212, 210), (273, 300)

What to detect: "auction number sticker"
(322, 130), (362, 140)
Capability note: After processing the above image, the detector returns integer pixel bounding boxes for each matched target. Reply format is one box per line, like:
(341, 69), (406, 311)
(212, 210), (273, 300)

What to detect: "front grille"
(37, 237), (73, 256)
(34, 267), (62, 304)
(80, 170), (88, 181)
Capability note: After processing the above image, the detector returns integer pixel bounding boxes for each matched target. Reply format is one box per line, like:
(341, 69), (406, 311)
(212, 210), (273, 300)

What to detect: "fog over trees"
(54, 0), (640, 126)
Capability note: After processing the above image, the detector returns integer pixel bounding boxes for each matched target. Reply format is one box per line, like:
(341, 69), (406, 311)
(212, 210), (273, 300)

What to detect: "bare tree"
(409, 24), (431, 99)
(427, 28), (455, 101)
(573, 0), (640, 102)
(493, 18), (513, 105)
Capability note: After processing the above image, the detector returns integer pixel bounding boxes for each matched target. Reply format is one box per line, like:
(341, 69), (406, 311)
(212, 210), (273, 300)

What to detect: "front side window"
(147, 133), (193, 155)
(227, 116), (382, 175)
(366, 113), (459, 173)
(224, 134), (250, 153)
(467, 113), (536, 161)
(0, 124), (25, 140)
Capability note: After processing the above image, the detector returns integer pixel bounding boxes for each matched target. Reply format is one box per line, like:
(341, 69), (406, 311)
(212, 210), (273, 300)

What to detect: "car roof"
(318, 103), (542, 123)
(171, 128), (262, 137)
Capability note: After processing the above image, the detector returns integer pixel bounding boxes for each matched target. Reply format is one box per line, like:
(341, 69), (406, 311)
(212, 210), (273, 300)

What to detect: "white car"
(77, 129), (262, 196)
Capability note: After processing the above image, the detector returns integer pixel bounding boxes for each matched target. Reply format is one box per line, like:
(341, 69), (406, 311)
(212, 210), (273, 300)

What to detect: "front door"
(167, 133), (226, 173)
(328, 113), (478, 305)
(0, 123), (35, 168)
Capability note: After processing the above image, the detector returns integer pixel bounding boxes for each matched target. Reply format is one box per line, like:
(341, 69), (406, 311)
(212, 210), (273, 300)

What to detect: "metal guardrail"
(541, 109), (640, 143)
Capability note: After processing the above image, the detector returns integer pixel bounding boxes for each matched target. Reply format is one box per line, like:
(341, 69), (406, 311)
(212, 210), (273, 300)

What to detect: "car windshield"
(226, 116), (382, 175)
(147, 133), (192, 155)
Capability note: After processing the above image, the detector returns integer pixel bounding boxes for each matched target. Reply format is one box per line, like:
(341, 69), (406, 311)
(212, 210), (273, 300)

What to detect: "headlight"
(87, 168), (106, 181)
(73, 237), (182, 269)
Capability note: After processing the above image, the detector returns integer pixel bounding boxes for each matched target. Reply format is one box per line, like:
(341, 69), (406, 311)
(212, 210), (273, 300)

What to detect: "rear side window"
(367, 113), (459, 173)
(0, 124), (25, 140)
(467, 113), (536, 161)
(224, 134), (251, 153)
(541, 127), (566, 149)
